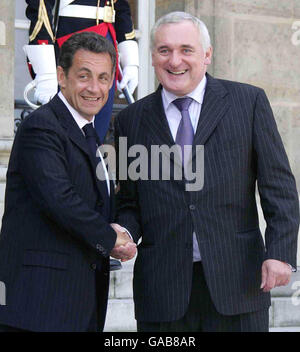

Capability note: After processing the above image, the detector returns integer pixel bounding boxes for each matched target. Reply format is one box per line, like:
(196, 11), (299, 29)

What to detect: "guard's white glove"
(117, 40), (139, 99)
(23, 44), (58, 107)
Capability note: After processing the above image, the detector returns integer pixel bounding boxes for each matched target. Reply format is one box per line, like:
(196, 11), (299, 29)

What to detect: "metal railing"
(14, 100), (127, 144)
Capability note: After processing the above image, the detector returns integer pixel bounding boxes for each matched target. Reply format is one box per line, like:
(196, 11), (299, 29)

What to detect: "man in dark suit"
(114, 12), (299, 332)
(0, 32), (136, 332)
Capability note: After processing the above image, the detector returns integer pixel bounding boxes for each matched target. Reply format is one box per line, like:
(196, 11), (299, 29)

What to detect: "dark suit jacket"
(114, 74), (299, 322)
(0, 95), (116, 331)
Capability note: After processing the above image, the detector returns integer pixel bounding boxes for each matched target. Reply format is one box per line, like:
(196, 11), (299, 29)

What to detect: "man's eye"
(159, 49), (169, 54)
(100, 76), (109, 83)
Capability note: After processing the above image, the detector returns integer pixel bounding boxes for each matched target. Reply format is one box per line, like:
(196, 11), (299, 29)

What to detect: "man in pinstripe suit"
(0, 32), (135, 332)
(114, 12), (299, 332)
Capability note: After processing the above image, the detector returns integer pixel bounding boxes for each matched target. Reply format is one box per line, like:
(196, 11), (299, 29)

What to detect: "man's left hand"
(260, 259), (292, 292)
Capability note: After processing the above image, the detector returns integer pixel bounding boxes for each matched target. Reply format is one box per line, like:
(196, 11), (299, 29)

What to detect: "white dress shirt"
(161, 75), (207, 140)
(161, 75), (207, 262)
(58, 91), (110, 195)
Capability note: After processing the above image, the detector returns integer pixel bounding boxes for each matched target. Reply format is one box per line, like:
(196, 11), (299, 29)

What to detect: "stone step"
(106, 263), (300, 331)
(108, 260), (135, 299)
(269, 269), (300, 328)
(105, 297), (300, 332)
(104, 297), (300, 332)
(105, 260), (136, 331)
(270, 327), (300, 332)
(104, 299), (136, 332)
(109, 262), (300, 301)
(270, 297), (300, 328)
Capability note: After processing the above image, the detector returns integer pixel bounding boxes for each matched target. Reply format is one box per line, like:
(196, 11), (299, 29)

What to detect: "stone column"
(0, 0), (15, 220)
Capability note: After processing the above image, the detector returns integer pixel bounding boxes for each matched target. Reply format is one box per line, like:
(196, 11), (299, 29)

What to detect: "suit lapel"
(140, 86), (174, 147)
(49, 95), (90, 156)
(193, 74), (230, 150)
(140, 77), (231, 168)
(140, 87), (183, 168)
(49, 95), (110, 203)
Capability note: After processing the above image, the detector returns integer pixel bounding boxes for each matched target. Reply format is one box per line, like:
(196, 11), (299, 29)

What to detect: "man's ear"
(57, 66), (66, 89)
(204, 47), (213, 65)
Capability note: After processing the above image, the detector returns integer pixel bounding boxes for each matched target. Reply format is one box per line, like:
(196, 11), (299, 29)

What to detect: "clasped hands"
(110, 223), (137, 262)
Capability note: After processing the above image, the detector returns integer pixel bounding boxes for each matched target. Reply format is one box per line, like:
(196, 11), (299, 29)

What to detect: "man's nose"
(169, 51), (182, 67)
(87, 78), (100, 93)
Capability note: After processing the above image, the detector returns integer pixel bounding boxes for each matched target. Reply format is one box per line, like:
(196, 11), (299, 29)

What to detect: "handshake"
(110, 223), (137, 262)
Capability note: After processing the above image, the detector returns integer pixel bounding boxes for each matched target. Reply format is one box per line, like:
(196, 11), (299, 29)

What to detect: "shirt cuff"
(286, 263), (297, 272)
(122, 227), (133, 241)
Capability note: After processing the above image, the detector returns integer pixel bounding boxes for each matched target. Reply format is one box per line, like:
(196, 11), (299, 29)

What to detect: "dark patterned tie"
(82, 123), (109, 200)
(82, 122), (111, 222)
(82, 123), (100, 162)
(173, 97), (194, 169)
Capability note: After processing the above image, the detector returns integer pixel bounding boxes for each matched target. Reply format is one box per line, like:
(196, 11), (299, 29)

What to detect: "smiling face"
(152, 20), (212, 96)
(57, 49), (114, 121)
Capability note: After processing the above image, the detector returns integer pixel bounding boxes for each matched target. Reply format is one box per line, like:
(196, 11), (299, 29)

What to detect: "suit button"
(189, 204), (196, 211)
(91, 263), (97, 270)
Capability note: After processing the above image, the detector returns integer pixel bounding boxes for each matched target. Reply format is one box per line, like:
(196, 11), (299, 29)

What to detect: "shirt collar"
(162, 74), (207, 109)
(58, 91), (95, 130)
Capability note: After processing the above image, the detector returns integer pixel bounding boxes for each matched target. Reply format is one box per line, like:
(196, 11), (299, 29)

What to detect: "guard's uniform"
(25, 0), (137, 141)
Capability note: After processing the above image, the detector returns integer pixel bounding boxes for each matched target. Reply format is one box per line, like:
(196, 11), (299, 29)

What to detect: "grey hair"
(150, 11), (211, 52)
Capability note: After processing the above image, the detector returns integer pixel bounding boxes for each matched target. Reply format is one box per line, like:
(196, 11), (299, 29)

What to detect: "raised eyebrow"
(99, 72), (110, 78)
(156, 44), (194, 50)
(181, 44), (194, 49)
(78, 67), (92, 74)
(78, 68), (110, 78)
(157, 45), (169, 51)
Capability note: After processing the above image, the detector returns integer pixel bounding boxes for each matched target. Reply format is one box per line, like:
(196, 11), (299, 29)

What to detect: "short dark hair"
(58, 31), (117, 75)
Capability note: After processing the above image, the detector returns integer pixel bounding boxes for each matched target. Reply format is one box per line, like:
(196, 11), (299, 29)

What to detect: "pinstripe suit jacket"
(0, 95), (116, 331)
(114, 74), (299, 322)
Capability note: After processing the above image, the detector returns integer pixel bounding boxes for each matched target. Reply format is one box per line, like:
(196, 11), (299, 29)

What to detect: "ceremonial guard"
(24, 0), (139, 141)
